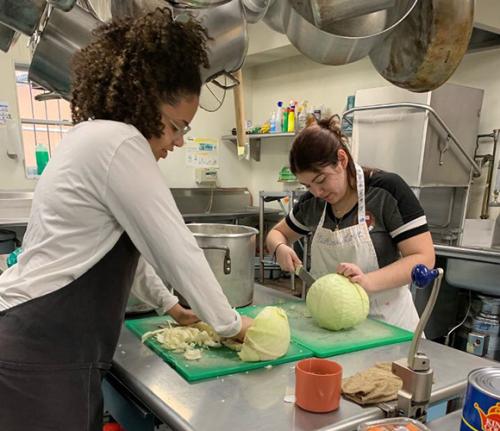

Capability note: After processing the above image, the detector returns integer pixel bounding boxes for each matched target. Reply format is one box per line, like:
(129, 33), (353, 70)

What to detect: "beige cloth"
(342, 362), (402, 405)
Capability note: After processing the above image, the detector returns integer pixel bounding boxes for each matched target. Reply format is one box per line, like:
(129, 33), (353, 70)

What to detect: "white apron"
(310, 164), (420, 332)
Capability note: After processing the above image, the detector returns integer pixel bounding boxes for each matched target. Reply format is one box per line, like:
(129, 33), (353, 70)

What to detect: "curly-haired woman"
(0, 8), (252, 430)
(266, 116), (435, 332)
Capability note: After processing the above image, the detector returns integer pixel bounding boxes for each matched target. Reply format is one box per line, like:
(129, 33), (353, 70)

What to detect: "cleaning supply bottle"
(35, 143), (50, 175)
(287, 101), (295, 133)
(276, 101), (283, 133)
(270, 110), (277, 133)
(6, 247), (22, 268)
(297, 101), (308, 132)
(282, 105), (289, 133)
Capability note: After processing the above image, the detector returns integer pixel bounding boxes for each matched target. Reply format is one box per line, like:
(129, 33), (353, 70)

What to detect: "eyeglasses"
(163, 113), (191, 137)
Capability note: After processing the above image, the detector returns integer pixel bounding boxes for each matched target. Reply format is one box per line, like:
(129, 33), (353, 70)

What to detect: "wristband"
(273, 242), (287, 260)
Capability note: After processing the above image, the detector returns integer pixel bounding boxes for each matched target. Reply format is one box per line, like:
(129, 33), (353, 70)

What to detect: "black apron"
(0, 233), (139, 431)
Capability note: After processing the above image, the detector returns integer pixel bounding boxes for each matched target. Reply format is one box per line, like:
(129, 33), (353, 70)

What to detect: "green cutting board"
(238, 301), (414, 358)
(125, 315), (313, 382)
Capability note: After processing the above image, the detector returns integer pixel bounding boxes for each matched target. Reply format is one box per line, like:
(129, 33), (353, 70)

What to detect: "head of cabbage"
(238, 306), (291, 362)
(306, 274), (369, 331)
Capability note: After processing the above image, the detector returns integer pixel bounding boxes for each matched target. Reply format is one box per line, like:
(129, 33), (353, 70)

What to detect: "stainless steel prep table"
(108, 284), (498, 431)
(427, 410), (461, 430)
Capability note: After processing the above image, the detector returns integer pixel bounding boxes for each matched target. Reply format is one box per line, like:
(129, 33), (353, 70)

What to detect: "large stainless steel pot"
(264, 0), (417, 65)
(0, 0), (46, 36)
(28, 4), (100, 99)
(30, 0), (246, 99)
(184, 223), (258, 308)
(369, 0), (475, 92)
(0, 23), (18, 52)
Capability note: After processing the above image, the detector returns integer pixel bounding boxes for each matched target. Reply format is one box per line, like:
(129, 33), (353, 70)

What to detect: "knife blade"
(294, 265), (316, 289)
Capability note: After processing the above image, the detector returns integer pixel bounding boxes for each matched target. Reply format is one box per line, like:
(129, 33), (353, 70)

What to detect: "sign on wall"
(185, 137), (219, 168)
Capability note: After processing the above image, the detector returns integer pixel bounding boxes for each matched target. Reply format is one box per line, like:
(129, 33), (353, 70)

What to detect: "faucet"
(391, 264), (443, 421)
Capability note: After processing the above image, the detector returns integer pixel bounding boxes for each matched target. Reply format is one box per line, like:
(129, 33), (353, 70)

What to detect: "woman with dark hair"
(266, 116), (435, 331)
(0, 8), (251, 430)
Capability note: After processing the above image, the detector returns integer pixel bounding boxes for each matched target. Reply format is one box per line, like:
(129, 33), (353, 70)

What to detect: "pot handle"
(200, 246), (232, 275)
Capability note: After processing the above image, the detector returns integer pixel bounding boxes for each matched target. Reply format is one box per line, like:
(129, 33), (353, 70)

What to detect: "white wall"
(246, 54), (387, 199)
(157, 81), (252, 189)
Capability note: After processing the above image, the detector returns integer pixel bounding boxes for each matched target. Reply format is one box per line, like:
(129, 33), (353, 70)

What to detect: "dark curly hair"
(70, 8), (209, 139)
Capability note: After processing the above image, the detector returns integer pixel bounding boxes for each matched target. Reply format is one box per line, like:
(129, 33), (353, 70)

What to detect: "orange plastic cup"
(295, 358), (343, 413)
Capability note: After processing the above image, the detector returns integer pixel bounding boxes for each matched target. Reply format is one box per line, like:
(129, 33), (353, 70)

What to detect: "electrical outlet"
(195, 168), (218, 185)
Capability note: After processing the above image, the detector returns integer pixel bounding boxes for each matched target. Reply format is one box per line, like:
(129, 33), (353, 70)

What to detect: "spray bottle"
(270, 110), (277, 133)
(282, 104), (289, 133)
(276, 101), (283, 133)
(297, 101), (308, 132)
(287, 100), (295, 133)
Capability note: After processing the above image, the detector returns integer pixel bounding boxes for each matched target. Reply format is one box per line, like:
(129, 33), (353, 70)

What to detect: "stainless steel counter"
(110, 284), (498, 431)
(427, 410), (461, 430)
(435, 244), (500, 264)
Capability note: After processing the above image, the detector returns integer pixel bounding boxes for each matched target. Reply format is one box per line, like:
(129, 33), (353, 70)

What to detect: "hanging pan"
(369, 0), (475, 92)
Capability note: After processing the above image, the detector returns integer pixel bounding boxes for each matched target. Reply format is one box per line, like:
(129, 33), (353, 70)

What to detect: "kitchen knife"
(294, 265), (316, 289)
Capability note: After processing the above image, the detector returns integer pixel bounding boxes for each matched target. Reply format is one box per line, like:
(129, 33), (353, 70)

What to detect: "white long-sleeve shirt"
(129, 256), (179, 315)
(0, 120), (241, 337)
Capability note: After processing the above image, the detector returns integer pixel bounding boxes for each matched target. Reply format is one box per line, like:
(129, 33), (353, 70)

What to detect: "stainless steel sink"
(0, 190), (34, 200)
(435, 245), (500, 295)
(446, 259), (500, 296)
(0, 190), (33, 226)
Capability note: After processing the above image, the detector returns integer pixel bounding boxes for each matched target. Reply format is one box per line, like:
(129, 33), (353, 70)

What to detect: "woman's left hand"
(336, 262), (375, 293)
(167, 303), (200, 325)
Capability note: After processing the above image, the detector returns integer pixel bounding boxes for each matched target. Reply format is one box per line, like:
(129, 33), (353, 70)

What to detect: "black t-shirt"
(286, 171), (428, 268)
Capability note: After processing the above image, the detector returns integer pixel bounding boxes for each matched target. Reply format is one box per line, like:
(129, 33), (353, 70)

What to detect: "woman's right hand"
(275, 244), (302, 273)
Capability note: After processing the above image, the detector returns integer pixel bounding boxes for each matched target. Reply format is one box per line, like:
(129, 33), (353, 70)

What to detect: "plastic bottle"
(297, 102), (307, 132)
(282, 106), (289, 133)
(35, 143), (50, 175)
(287, 101), (295, 133)
(270, 111), (277, 133)
(276, 101), (283, 133)
(313, 107), (322, 122)
(6, 247), (22, 268)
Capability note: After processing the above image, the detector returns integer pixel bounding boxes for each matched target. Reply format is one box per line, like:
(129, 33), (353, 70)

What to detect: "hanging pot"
(369, 0), (475, 92)
(263, 0), (417, 65)
(48, 0), (78, 12)
(0, 0), (46, 36)
(0, 23), (18, 52)
(28, 4), (100, 99)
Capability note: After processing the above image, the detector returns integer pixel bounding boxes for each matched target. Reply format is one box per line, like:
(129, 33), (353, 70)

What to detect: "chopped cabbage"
(238, 306), (290, 362)
(183, 348), (203, 361)
(306, 273), (369, 330)
(141, 321), (221, 357)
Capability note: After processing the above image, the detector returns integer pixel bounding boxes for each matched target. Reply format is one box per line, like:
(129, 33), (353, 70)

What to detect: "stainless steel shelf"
(221, 133), (296, 161)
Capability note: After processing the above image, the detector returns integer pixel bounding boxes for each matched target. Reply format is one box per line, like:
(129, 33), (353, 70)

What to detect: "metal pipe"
(342, 103), (482, 177)
(259, 192), (265, 284)
(478, 130), (499, 218)
(21, 118), (72, 127)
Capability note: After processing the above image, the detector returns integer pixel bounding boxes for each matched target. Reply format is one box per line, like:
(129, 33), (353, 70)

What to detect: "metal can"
(461, 367), (500, 431)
